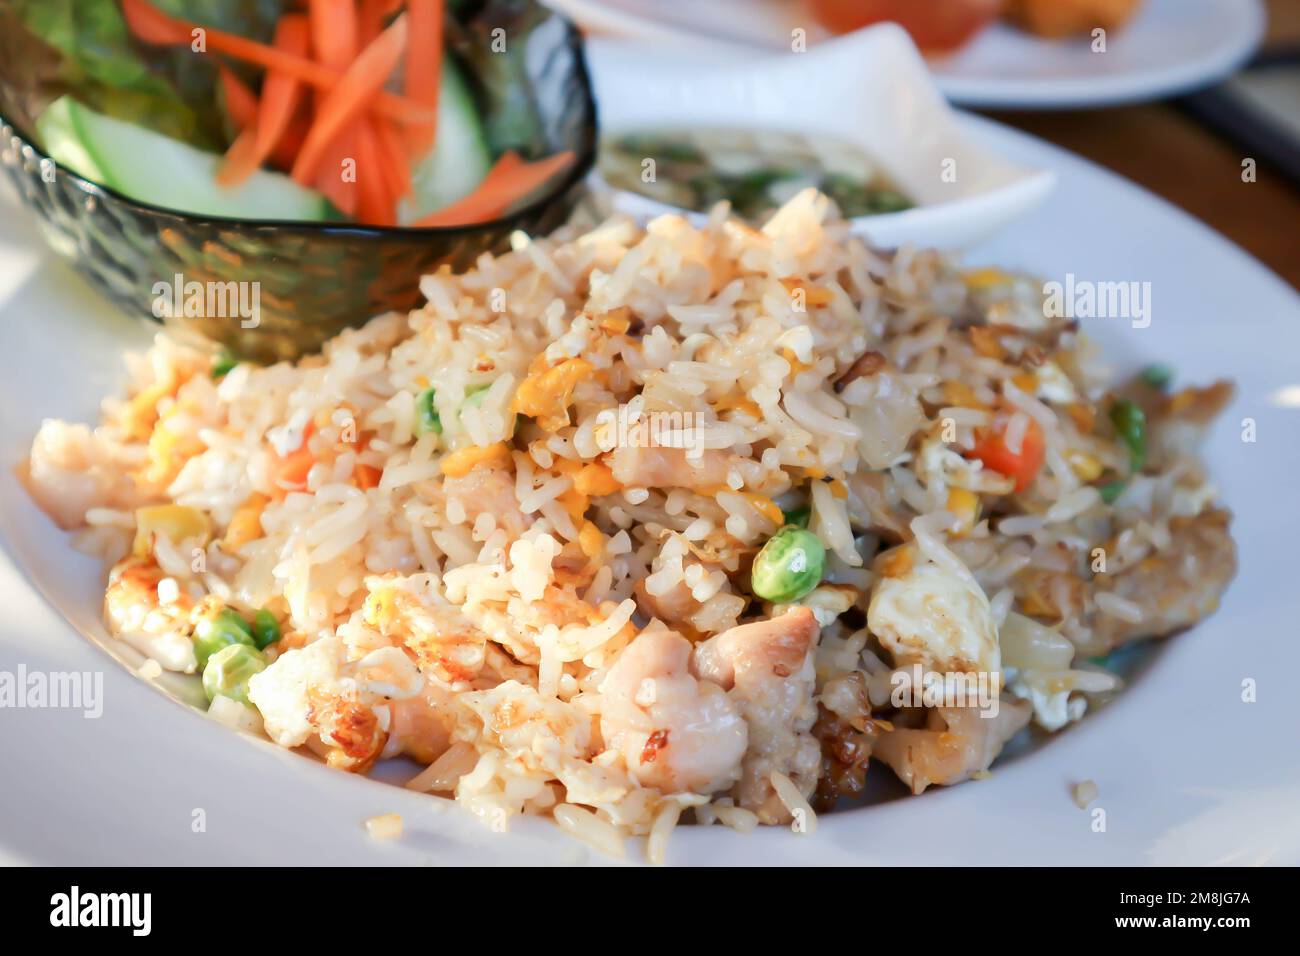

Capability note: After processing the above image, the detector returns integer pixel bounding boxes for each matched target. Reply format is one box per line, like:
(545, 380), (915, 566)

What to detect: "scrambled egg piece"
(868, 562), (1001, 678)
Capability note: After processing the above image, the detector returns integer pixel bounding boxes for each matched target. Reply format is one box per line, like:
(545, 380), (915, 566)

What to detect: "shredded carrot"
(218, 14), (311, 186)
(353, 119), (395, 225)
(121, 0), (435, 126)
(412, 151), (575, 228)
(269, 109), (311, 171)
(215, 128), (259, 186)
(303, 1), (361, 214)
(291, 15), (409, 185)
(359, 0), (402, 43)
(218, 67), (259, 131)
(403, 0), (443, 158)
(309, 0), (358, 69)
(373, 117), (413, 201)
(124, 0), (577, 229)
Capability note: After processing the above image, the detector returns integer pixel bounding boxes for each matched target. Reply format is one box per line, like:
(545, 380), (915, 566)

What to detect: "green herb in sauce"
(601, 128), (912, 222)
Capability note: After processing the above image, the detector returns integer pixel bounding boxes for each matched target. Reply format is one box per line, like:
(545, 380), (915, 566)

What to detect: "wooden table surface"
(984, 0), (1300, 290)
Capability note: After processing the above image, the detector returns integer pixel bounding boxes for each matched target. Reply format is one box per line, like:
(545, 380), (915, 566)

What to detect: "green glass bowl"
(0, 11), (596, 363)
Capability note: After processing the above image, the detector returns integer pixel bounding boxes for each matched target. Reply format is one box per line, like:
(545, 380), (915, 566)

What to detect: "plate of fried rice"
(2, 113), (1298, 866)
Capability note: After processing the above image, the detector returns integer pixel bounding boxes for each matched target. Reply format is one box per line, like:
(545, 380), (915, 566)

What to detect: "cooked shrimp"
(599, 629), (748, 795)
(25, 421), (140, 529)
(103, 557), (197, 672)
(691, 607), (821, 823)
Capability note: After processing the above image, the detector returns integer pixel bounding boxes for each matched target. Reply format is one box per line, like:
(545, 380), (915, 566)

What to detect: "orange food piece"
(219, 67), (259, 131)
(121, 0), (435, 126)
(224, 493), (269, 549)
(402, 0), (444, 158)
(511, 355), (594, 432)
(292, 15), (409, 184)
(218, 14), (312, 186)
(969, 415), (1045, 493)
(411, 151), (575, 228)
(572, 461), (621, 497)
(439, 442), (512, 478)
(354, 463), (383, 489)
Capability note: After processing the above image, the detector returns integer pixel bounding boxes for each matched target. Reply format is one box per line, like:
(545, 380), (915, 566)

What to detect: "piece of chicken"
(873, 700), (1031, 794)
(608, 445), (734, 490)
(692, 607), (821, 823)
(1082, 508), (1237, 655)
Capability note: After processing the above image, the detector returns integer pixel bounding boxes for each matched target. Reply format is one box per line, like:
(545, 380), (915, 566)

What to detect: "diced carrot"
(122, 0), (435, 126)
(354, 463), (383, 490)
(218, 67), (259, 131)
(217, 14), (312, 186)
(270, 446), (314, 497)
(411, 151), (575, 228)
(403, 0), (443, 158)
(291, 15), (409, 185)
(968, 414), (1045, 493)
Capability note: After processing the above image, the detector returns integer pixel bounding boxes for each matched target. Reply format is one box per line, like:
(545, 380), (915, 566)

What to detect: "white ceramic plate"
(2, 113), (1299, 866)
(545, 0), (1267, 109)
(585, 29), (1056, 249)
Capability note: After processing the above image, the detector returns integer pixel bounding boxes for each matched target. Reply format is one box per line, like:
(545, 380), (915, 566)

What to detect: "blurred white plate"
(547, 0), (1267, 109)
(585, 28), (1055, 249)
(2, 113), (1299, 865)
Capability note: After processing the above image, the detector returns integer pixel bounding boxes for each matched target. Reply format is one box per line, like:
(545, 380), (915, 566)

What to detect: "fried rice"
(23, 190), (1237, 860)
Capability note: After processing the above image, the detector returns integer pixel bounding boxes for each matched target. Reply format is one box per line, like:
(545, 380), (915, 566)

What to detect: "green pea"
(202, 643), (266, 704)
(751, 526), (825, 603)
(211, 351), (238, 379)
(1109, 399), (1147, 473)
(251, 608), (281, 650)
(1139, 363), (1174, 390)
(1099, 480), (1127, 504)
(193, 607), (255, 670)
(416, 387), (442, 435)
(781, 504), (810, 528)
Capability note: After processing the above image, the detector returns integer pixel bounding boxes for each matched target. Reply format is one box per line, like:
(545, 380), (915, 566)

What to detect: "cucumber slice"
(398, 61), (492, 225)
(36, 96), (107, 184)
(36, 96), (331, 222)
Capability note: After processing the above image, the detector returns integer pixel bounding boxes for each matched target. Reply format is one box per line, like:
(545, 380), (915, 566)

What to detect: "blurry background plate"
(544, 0), (1267, 108)
(930, 0), (1268, 108)
(2, 112), (1299, 865)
